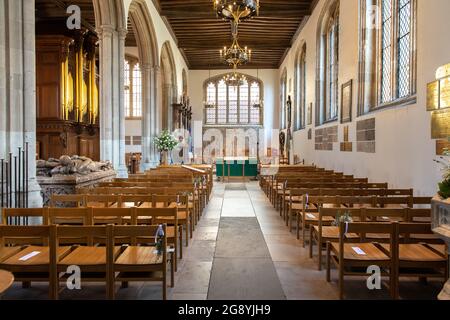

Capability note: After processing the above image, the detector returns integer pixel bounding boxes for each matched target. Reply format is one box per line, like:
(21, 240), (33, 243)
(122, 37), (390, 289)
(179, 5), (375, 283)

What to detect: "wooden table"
(0, 269), (14, 297)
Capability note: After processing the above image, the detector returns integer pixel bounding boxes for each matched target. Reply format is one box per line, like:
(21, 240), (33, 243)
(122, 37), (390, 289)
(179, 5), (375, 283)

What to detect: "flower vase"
(161, 151), (169, 166)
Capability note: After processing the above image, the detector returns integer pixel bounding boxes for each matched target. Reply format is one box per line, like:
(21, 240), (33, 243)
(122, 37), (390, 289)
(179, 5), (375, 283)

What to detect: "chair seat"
(312, 226), (358, 239)
(59, 246), (121, 266)
(291, 203), (304, 211)
(2, 246), (71, 266)
(428, 244), (447, 256)
(381, 244), (446, 262)
(301, 212), (335, 223)
(331, 242), (390, 261)
(0, 247), (24, 263)
(115, 246), (163, 265)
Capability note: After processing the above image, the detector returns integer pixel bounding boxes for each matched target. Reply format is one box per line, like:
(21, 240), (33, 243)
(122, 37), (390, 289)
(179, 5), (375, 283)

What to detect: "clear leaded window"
(326, 7), (339, 121)
(123, 58), (142, 118)
(204, 75), (262, 125)
(295, 45), (307, 131)
(360, 0), (416, 113)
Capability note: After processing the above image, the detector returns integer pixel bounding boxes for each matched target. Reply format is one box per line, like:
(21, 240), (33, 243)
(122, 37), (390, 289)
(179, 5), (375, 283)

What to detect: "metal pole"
(25, 142), (29, 209)
(22, 149), (25, 209)
(8, 153), (12, 208)
(1, 159), (4, 209)
(18, 147), (22, 209)
(14, 155), (18, 224)
(5, 161), (9, 208)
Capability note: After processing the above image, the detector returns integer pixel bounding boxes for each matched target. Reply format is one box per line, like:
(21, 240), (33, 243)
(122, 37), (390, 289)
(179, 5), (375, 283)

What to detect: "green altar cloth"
(216, 157), (258, 179)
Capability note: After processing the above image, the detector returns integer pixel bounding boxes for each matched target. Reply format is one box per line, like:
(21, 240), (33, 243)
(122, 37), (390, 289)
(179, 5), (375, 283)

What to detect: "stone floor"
(2, 181), (444, 300)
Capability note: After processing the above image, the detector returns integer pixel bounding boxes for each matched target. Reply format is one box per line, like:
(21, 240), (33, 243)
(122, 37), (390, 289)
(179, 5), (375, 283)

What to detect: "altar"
(216, 157), (258, 181)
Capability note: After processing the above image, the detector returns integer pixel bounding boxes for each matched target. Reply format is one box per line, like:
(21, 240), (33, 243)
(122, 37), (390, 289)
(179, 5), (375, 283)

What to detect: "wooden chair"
(85, 195), (121, 208)
(0, 225), (59, 299)
(310, 207), (362, 270)
(54, 225), (117, 299)
(48, 207), (92, 226)
(381, 223), (447, 298)
(326, 222), (398, 299)
(49, 194), (85, 208)
(110, 224), (169, 300)
(152, 194), (191, 246)
(135, 207), (180, 272)
(2, 208), (49, 245)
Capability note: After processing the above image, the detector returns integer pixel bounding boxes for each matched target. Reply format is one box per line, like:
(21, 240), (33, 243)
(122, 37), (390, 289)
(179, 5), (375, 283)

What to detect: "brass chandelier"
(223, 69), (247, 87)
(220, 34), (252, 68)
(213, 0), (260, 22)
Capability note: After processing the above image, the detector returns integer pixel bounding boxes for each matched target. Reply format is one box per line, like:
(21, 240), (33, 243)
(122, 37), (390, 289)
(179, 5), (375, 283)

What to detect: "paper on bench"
(306, 213), (316, 219)
(19, 251), (41, 261)
(351, 247), (367, 255)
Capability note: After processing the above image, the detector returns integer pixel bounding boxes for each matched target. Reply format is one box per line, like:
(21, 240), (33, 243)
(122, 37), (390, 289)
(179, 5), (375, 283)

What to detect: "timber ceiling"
(35, 0), (137, 46)
(157, 0), (317, 69)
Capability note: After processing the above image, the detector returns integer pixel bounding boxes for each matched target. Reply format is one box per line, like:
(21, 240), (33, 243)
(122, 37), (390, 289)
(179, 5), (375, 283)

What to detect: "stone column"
(141, 65), (160, 170)
(116, 28), (128, 177)
(97, 25), (127, 177)
(0, 0), (42, 208)
(98, 25), (114, 164)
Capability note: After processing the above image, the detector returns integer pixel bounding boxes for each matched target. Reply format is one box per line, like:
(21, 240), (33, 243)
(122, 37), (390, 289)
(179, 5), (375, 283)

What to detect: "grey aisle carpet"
(207, 217), (286, 300)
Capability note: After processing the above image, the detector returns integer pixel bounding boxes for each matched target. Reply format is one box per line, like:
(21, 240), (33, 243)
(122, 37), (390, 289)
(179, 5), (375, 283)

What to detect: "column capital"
(118, 28), (128, 40)
(96, 25), (115, 37)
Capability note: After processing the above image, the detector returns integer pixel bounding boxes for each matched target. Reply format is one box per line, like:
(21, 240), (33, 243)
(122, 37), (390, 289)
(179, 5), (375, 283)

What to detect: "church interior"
(0, 0), (450, 302)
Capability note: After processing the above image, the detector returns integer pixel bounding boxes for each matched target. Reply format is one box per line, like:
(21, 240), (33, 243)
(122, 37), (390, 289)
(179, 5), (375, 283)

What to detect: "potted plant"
(153, 130), (179, 165)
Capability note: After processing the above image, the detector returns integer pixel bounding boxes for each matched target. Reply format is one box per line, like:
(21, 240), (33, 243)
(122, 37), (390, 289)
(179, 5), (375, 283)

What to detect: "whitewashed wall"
(279, 0), (450, 195)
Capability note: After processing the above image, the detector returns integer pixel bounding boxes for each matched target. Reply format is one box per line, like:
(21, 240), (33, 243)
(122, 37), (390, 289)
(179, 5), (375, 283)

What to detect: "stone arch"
(127, 0), (160, 169)
(92, 0), (129, 177)
(128, 0), (158, 67)
(160, 41), (178, 130)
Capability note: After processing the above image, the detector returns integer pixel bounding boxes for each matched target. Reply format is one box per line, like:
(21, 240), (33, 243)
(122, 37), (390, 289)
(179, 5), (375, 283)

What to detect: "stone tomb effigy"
(36, 156), (116, 206)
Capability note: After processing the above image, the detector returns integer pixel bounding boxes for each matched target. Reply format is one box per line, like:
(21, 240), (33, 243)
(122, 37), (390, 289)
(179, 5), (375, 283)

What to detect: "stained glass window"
(250, 82), (261, 124)
(397, 0), (411, 98)
(381, 0), (393, 103)
(295, 45), (306, 130)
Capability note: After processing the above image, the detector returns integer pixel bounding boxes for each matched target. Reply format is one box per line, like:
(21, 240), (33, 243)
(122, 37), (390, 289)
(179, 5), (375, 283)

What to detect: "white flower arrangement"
(153, 130), (179, 152)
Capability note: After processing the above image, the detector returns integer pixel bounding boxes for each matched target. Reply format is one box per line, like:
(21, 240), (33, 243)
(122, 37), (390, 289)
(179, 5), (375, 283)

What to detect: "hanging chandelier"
(220, 36), (252, 68)
(223, 70), (247, 87)
(213, 0), (260, 22)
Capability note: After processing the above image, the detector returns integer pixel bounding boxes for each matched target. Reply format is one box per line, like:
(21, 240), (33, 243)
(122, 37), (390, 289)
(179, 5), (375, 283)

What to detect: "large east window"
(204, 74), (263, 126)
(124, 57), (142, 118)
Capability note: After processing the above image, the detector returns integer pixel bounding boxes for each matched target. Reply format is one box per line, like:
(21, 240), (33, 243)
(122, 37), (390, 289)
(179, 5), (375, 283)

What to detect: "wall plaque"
(427, 80), (440, 111)
(341, 80), (352, 123)
(436, 63), (450, 79)
(440, 77), (450, 109)
(431, 109), (450, 139)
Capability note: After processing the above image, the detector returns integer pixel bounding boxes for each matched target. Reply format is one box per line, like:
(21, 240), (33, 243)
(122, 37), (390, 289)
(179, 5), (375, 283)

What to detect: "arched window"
(280, 69), (287, 129)
(358, 0), (416, 114)
(204, 74), (263, 126)
(124, 56), (142, 118)
(294, 44), (307, 131)
(316, 1), (339, 125)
